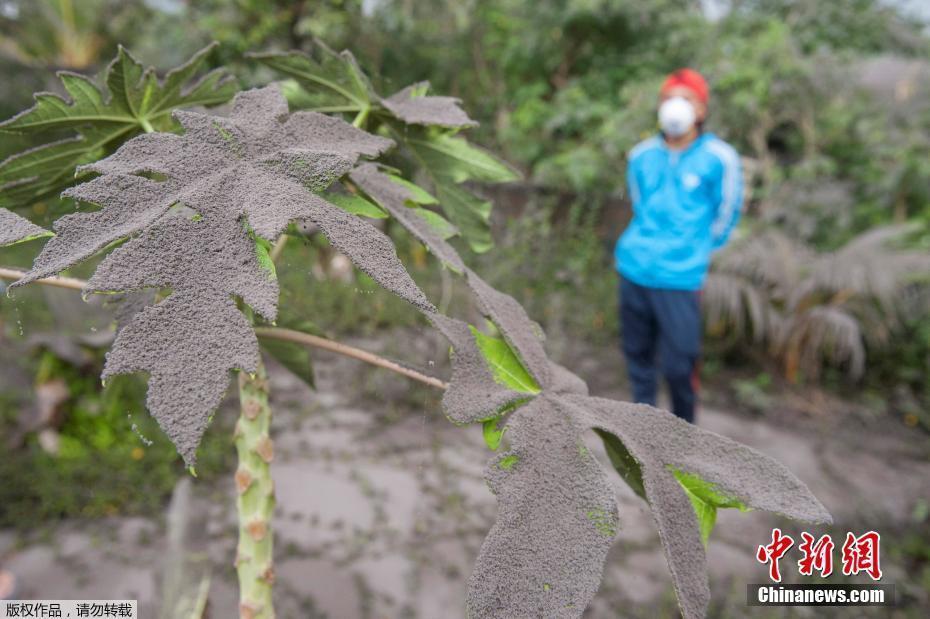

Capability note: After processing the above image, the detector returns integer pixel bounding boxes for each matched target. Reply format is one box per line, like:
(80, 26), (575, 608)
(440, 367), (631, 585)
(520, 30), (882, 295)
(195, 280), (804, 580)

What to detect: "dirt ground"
(2, 330), (928, 618)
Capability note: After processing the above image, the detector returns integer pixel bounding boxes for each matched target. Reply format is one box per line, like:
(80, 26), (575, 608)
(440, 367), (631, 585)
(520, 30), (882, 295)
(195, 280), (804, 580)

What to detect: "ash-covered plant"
(251, 41), (520, 253)
(705, 225), (930, 381)
(2, 43), (831, 619)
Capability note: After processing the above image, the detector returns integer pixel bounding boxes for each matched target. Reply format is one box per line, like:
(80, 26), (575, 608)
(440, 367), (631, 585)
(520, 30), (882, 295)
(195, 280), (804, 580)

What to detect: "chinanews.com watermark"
(749, 583), (893, 606)
(749, 528), (895, 608)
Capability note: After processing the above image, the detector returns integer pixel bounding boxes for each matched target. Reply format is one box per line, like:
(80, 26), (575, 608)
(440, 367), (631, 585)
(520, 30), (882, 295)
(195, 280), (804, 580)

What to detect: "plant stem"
(269, 235), (288, 263)
(352, 105), (370, 128)
(255, 326), (448, 390)
(235, 359), (276, 619)
(140, 117), (156, 133)
(0, 267), (87, 291)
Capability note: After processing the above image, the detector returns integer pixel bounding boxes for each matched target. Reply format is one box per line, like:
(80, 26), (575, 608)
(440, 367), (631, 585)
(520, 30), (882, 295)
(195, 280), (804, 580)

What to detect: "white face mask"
(658, 96), (696, 138)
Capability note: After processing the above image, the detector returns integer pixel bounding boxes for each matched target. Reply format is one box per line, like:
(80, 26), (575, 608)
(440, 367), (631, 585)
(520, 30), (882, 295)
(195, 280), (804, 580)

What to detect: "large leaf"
(247, 47), (374, 113)
(256, 47), (518, 252)
(467, 397), (618, 618)
(405, 132), (519, 184)
(568, 395), (831, 619)
(12, 86), (420, 465)
(0, 44), (236, 209)
(350, 163), (831, 619)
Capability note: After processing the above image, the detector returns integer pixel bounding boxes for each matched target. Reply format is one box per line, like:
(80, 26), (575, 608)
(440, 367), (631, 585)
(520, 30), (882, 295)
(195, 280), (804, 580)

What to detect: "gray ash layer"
(14, 85), (396, 466)
(103, 289), (259, 465)
(464, 271), (553, 388)
(427, 313), (529, 424)
(380, 83), (479, 128)
(0, 208), (48, 246)
(560, 395), (831, 618)
(349, 163), (467, 273)
(466, 395), (617, 618)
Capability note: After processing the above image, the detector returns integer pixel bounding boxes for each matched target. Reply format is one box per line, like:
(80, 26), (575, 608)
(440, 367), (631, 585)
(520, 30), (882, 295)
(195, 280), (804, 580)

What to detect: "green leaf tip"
(254, 236), (277, 279)
(498, 454), (519, 470)
(323, 191), (387, 218)
(386, 174), (438, 205)
(483, 418), (507, 451)
(671, 467), (750, 545)
(469, 325), (541, 394)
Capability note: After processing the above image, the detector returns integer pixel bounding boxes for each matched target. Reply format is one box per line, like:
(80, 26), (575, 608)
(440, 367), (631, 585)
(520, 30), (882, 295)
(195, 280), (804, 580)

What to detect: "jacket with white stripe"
(615, 131), (743, 291)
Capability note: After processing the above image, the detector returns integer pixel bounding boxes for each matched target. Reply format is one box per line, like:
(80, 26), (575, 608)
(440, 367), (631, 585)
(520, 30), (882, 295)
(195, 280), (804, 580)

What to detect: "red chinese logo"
(756, 529), (883, 582)
(756, 528), (794, 582)
(841, 531), (882, 581)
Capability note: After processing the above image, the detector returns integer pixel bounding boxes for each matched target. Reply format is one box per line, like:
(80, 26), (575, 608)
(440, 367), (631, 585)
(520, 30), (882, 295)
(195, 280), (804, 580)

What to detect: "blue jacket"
(615, 132), (743, 291)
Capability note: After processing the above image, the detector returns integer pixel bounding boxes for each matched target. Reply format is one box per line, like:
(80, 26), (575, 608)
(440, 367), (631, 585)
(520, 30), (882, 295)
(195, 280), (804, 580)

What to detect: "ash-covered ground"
(3, 329), (928, 618)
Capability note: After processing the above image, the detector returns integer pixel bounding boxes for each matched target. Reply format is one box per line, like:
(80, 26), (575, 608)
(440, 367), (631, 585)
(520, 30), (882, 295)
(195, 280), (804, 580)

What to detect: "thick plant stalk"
(235, 359), (276, 619)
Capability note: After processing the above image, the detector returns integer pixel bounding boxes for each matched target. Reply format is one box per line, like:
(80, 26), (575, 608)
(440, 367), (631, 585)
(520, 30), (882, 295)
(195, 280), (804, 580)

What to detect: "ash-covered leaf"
(464, 271), (552, 389)
(86, 213), (279, 320)
(350, 163), (467, 273)
(255, 48), (517, 251)
(0, 44), (235, 209)
(303, 192), (435, 312)
(0, 208), (50, 246)
(352, 162), (552, 408)
(14, 85), (402, 465)
(470, 326), (540, 394)
(23, 174), (175, 282)
(562, 395), (831, 619)
(107, 289), (157, 334)
(104, 289), (260, 465)
(251, 48), (478, 128)
(380, 82), (478, 128)
(428, 313), (530, 425)
(354, 160), (832, 618)
(467, 396), (617, 618)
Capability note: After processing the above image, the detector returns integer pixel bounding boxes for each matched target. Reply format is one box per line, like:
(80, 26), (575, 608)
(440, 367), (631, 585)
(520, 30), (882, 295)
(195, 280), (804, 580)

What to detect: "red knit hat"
(660, 68), (709, 104)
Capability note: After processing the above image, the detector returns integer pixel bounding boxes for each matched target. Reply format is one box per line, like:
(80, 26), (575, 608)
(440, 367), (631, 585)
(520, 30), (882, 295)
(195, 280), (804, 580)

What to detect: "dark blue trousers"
(619, 277), (701, 423)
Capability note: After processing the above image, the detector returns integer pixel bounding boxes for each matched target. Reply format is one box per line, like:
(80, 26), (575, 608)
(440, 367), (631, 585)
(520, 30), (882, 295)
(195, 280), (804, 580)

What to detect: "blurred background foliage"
(1, 0), (929, 524)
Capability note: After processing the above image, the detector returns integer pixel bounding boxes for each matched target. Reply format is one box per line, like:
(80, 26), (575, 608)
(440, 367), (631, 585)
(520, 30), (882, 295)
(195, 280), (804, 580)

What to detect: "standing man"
(616, 68), (742, 423)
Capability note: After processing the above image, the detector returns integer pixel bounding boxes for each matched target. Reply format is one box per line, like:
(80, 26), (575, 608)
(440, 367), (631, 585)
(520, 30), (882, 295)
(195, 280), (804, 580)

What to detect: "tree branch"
(0, 266), (449, 390)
